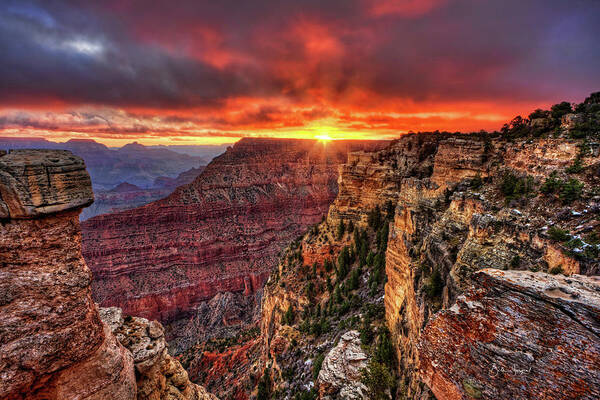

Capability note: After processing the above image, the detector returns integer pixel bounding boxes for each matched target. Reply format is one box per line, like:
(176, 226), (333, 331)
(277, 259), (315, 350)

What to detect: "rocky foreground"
(0, 150), (214, 400)
(81, 138), (387, 353)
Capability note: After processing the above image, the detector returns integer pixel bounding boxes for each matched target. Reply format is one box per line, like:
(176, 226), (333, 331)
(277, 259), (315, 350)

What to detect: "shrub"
(529, 108), (550, 120)
(583, 245), (599, 259)
(585, 232), (600, 245)
(375, 327), (396, 369)
(559, 178), (584, 204)
(282, 304), (295, 325)
(385, 200), (395, 220)
(368, 206), (382, 230)
(500, 173), (535, 202)
(470, 174), (483, 189)
(510, 255), (521, 268)
(312, 353), (325, 380)
(540, 171), (561, 194)
(565, 157), (584, 174)
(337, 246), (351, 279)
(549, 265), (564, 275)
(551, 101), (572, 121)
(348, 268), (360, 291)
(337, 219), (346, 240)
(257, 368), (271, 400)
(361, 360), (394, 400)
(548, 226), (570, 242)
(424, 269), (443, 299)
(359, 316), (374, 345)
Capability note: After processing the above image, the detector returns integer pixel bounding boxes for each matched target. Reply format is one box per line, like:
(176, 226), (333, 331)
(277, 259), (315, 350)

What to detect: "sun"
(315, 134), (333, 143)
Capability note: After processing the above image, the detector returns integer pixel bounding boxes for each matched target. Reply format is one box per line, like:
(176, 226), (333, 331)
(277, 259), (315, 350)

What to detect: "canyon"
(257, 102), (600, 399)
(0, 149), (215, 399)
(81, 138), (388, 353)
(2, 94), (600, 400)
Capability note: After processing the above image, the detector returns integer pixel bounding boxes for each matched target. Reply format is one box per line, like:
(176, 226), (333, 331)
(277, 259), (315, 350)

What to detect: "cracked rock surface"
(418, 269), (600, 400)
(318, 331), (369, 400)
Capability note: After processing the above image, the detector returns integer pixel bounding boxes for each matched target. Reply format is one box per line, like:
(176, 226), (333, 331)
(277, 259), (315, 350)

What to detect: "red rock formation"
(256, 131), (599, 399)
(419, 269), (600, 400)
(81, 138), (388, 352)
(0, 150), (215, 400)
(0, 150), (136, 400)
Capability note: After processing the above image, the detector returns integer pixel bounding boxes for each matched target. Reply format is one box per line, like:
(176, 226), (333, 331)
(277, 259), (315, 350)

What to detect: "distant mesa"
(108, 182), (143, 193)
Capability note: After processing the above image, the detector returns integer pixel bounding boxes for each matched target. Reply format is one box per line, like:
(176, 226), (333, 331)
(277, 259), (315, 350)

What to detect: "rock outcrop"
(100, 308), (217, 400)
(81, 138), (388, 353)
(317, 331), (369, 400)
(0, 150), (136, 400)
(257, 123), (599, 399)
(0, 150), (214, 400)
(419, 269), (600, 400)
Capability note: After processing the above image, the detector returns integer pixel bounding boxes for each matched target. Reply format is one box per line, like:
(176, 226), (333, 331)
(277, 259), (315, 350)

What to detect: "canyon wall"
(0, 150), (136, 399)
(0, 150), (214, 400)
(258, 131), (600, 399)
(81, 138), (388, 353)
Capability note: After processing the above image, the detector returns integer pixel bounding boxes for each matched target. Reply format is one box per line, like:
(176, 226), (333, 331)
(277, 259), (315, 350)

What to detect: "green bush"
(361, 360), (394, 400)
(282, 304), (295, 325)
(510, 255), (521, 268)
(559, 178), (584, 204)
(424, 269), (443, 299)
(312, 353), (325, 380)
(337, 219), (346, 240)
(375, 327), (396, 369)
(368, 206), (382, 230)
(551, 101), (572, 121)
(549, 265), (564, 275)
(470, 174), (483, 189)
(540, 171), (562, 194)
(566, 157), (584, 174)
(548, 226), (570, 242)
(257, 368), (271, 400)
(500, 173), (535, 202)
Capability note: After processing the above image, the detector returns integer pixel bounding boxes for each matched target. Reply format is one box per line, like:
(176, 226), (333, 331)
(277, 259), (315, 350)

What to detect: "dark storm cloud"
(1, 0), (599, 110)
(0, 0), (275, 107)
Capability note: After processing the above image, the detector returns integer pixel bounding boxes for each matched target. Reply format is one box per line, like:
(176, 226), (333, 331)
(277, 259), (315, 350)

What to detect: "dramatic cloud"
(0, 0), (599, 144)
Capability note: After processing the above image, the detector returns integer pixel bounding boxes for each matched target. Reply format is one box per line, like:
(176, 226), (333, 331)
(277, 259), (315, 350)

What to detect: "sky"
(0, 0), (599, 146)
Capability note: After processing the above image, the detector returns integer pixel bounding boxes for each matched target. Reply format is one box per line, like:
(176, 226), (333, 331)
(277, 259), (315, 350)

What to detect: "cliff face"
(0, 150), (136, 400)
(81, 138), (387, 353)
(0, 150), (214, 400)
(258, 129), (599, 399)
(419, 269), (600, 400)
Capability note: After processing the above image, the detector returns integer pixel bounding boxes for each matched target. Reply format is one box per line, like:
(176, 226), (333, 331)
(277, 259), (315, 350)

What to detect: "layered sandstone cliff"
(0, 150), (214, 400)
(258, 129), (599, 399)
(81, 138), (387, 353)
(0, 150), (136, 400)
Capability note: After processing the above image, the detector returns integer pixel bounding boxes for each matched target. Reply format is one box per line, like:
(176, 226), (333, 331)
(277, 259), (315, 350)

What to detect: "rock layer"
(419, 269), (600, 400)
(81, 138), (387, 352)
(0, 150), (214, 400)
(0, 150), (136, 400)
(257, 131), (599, 400)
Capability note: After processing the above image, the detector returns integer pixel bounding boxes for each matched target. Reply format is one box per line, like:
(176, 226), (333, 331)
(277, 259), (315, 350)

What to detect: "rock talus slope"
(81, 138), (387, 352)
(0, 150), (214, 400)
